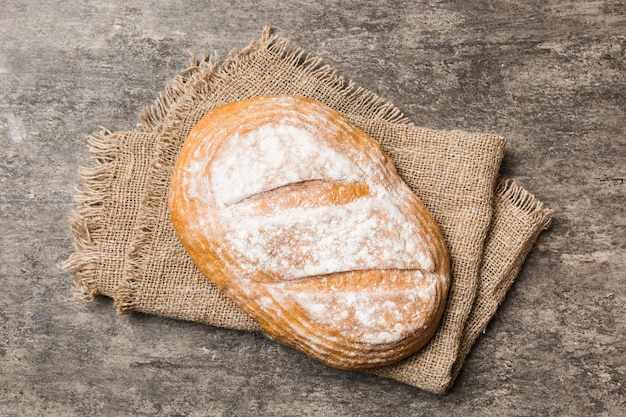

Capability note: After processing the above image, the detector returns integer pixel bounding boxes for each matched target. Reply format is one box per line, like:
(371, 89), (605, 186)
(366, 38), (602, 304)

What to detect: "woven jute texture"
(65, 26), (553, 394)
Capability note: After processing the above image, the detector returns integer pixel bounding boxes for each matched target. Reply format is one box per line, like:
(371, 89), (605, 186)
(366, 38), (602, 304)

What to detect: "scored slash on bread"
(168, 95), (450, 369)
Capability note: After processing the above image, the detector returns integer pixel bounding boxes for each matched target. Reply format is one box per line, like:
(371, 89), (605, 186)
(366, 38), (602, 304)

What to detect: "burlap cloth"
(64, 26), (553, 394)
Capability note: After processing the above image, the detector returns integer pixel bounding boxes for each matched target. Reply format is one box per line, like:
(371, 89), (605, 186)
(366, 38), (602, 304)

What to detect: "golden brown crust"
(169, 95), (450, 369)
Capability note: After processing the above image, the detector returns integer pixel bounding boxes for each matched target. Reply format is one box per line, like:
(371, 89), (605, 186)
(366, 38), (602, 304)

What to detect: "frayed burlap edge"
(62, 128), (119, 301)
(139, 24), (412, 135)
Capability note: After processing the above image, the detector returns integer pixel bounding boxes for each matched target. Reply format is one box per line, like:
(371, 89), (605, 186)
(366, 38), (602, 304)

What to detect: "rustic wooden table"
(1, 1), (624, 415)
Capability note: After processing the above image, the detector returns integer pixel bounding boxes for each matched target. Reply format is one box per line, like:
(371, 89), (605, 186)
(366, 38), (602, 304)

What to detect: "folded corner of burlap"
(64, 25), (553, 394)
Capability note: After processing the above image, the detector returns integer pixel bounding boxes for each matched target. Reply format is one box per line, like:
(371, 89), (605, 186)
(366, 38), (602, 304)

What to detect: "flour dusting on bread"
(169, 96), (450, 369)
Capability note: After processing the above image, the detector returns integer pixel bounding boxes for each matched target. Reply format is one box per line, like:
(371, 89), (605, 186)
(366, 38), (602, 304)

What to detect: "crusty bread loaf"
(169, 95), (450, 369)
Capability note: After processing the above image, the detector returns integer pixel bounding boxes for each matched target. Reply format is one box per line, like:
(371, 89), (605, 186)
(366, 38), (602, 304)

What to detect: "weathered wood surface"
(1, 1), (624, 415)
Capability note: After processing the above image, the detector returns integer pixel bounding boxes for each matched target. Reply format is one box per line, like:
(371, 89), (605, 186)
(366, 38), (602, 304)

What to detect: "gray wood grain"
(1, 1), (624, 415)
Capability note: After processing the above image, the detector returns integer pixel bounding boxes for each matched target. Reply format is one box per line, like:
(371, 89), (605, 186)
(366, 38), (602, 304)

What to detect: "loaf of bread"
(169, 95), (450, 369)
